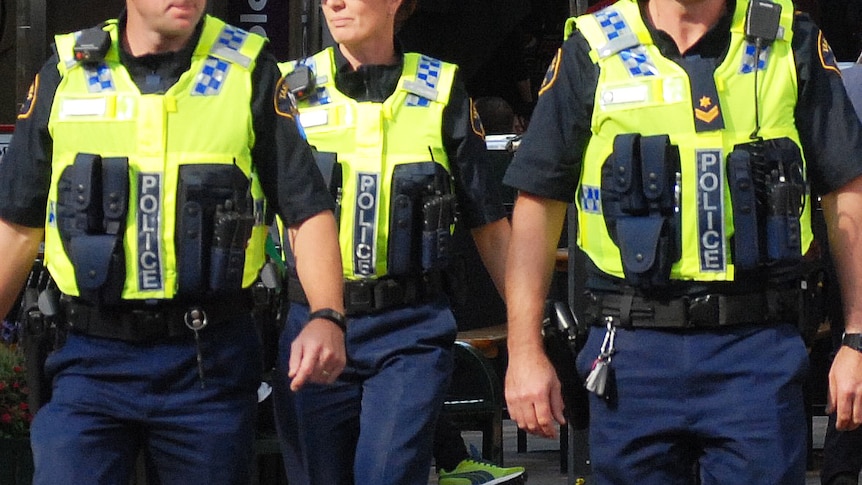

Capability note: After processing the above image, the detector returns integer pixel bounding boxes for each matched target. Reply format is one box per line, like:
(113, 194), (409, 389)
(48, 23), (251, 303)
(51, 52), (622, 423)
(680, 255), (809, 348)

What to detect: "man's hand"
(505, 347), (567, 439)
(828, 345), (862, 430)
(288, 318), (346, 391)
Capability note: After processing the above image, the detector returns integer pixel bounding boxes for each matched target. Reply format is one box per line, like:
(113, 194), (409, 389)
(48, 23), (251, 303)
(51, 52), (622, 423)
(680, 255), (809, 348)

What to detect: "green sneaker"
(438, 458), (526, 485)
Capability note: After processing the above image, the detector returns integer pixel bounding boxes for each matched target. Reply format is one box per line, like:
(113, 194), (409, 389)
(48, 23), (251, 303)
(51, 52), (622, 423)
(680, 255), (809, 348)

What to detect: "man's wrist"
(842, 332), (862, 353)
(308, 308), (347, 333)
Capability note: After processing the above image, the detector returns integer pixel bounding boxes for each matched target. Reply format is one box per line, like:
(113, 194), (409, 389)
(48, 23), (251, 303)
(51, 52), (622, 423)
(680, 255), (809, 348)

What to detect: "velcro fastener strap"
(177, 201), (204, 294)
(101, 157), (129, 235)
(612, 133), (640, 194)
(640, 135), (670, 203)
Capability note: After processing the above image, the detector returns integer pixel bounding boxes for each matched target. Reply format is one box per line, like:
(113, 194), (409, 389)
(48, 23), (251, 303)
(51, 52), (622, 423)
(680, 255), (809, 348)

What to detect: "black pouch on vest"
(616, 216), (672, 288)
(762, 139), (805, 263)
(389, 162), (453, 274)
(421, 194), (456, 271)
(639, 135), (676, 214)
(210, 203), (255, 291)
(176, 164), (252, 295)
(389, 194), (414, 275)
(69, 235), (124, 304)
(57, 153), (103, 240)
(727, 148), (762, 270)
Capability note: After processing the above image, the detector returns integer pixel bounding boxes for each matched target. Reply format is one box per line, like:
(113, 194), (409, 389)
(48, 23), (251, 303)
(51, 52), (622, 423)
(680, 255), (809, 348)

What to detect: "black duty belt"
(586, 289), (800, 328)
(64, 293), (253, 342)
(287, 273), (443, 316)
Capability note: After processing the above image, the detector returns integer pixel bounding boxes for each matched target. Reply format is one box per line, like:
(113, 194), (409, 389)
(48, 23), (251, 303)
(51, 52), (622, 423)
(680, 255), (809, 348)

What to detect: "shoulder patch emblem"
(539, 48), (562, 97)
(469, 98), (485, 138)
(18, 75), (39, 120)
(818, 31), (840, 75)
(275, 75), (299, 119)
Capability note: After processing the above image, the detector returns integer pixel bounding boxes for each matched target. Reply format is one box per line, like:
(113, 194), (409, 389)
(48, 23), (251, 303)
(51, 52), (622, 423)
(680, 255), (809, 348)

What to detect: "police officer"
(820, 59), (862, 485)
(272, 0), (511, 484)
(502, 0), (862, 482)
(0, 1), (346, 484)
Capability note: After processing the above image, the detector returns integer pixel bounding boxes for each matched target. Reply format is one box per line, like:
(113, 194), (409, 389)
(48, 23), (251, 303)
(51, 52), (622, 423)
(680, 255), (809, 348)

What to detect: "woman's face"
(321, 0), (401, 48)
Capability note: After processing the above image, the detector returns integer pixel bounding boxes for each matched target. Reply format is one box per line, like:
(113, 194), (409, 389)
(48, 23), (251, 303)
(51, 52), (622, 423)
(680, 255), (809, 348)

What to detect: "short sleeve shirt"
(504, 1), (862, 202)
(330, 47), (507, 229)
(0, 17), (332, 229)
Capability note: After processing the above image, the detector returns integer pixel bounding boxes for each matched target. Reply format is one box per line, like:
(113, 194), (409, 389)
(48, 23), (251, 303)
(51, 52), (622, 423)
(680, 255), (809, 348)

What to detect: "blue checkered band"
(405, 56), (442, 107)
(739, 41), (770, 74)
(594, 8), (656, 77)
(217, 24), (249, 56)
(581, 185), (602, 214)
(192, 25), (252, 96)
(619, 47), (658, 77)
(193, 57), (231, 95)
(85, 64), (115, 93)
(596, 9), (629, 42)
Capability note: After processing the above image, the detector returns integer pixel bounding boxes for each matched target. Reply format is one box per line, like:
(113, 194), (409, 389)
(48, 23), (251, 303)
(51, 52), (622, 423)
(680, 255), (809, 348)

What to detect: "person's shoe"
(438, 458), (526, 485)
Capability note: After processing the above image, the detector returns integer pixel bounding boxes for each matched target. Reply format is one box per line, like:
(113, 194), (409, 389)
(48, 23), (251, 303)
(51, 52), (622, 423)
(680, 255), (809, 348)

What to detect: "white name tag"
(299, 110), (328, 128)
(600, 84), (649, 107)
(60, 98), (107, 117)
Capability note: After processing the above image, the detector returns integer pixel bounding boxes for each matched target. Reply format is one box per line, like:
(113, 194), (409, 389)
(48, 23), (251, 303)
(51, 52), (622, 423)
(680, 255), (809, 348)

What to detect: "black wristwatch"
(842, 333), (862, 353)
(308, 308), (348, 333)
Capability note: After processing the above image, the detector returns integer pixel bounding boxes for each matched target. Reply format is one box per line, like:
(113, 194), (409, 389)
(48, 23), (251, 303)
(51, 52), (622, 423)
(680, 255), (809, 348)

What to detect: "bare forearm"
(822, 176), (862, 334)
(0, 219), (44, 318)
(289, 210), (344, 314)
(505, 194), (567, 358)
(471, 217), (511, 299)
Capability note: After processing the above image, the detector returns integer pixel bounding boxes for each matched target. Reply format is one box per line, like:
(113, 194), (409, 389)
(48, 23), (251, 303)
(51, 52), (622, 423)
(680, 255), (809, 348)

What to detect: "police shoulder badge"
(817, 30), (840, 75)
(539, 48), (562, 97)
(18, 75), (39, 120)
(469, 98), (485, 138)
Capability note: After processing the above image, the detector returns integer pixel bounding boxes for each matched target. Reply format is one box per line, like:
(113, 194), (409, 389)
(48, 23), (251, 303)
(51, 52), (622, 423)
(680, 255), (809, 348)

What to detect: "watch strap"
(308, 308), (347, 333)
(842, 332), (862, 352)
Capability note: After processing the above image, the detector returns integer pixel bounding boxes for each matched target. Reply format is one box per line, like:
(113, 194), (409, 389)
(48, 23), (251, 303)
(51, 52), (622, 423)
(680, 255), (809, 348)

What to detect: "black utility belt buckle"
(685, 295), (721, 327)
(344, 277), (422, 315)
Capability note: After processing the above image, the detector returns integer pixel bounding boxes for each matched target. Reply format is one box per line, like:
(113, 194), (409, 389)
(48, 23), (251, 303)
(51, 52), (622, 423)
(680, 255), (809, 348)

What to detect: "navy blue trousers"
(30, 316), (262, 485)
(575, 323), (809, 485)
(273, 299), (457, 485)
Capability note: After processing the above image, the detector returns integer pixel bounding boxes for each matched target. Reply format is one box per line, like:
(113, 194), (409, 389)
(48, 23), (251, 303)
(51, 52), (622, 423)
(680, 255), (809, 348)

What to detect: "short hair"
(474, 96), (515, 135)
(395, 0), (418, 33)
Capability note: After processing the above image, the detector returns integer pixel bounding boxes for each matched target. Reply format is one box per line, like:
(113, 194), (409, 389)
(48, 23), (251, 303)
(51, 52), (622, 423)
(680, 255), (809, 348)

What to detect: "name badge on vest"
(696, 149), (726, 272)
(353, 172), (379, 276)
(138, 173), (164, 290)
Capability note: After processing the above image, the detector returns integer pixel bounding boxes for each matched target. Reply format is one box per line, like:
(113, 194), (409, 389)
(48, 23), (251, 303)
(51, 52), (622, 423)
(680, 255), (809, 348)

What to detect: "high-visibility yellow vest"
(45, 16), (269, 300)
(280, 48), (457, 280)
(568, 0), (811, 282)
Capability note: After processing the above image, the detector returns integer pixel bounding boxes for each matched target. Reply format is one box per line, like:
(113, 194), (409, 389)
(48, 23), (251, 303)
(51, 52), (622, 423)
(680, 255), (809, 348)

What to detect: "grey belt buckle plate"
(687, 294), (720, 326)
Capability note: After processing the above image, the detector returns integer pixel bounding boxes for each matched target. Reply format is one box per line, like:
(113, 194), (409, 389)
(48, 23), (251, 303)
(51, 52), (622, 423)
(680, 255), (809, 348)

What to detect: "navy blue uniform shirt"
(504, 1), (862, 202)
(329, 46), (507, 230)
(503, 0), (862, 293)
(0, 15), (333, 229)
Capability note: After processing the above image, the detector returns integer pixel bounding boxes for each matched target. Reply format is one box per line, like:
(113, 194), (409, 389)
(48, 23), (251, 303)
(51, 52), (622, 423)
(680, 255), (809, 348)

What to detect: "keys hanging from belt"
(585, 317), (616, 398)
(184, 307), (208, 388)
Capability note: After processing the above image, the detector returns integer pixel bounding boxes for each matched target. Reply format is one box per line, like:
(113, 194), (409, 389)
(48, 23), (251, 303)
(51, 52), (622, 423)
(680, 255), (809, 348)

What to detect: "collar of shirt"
(333, 41), (405, 103)
(637, 0), (734, 59)
(117, 10), (203, 94)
